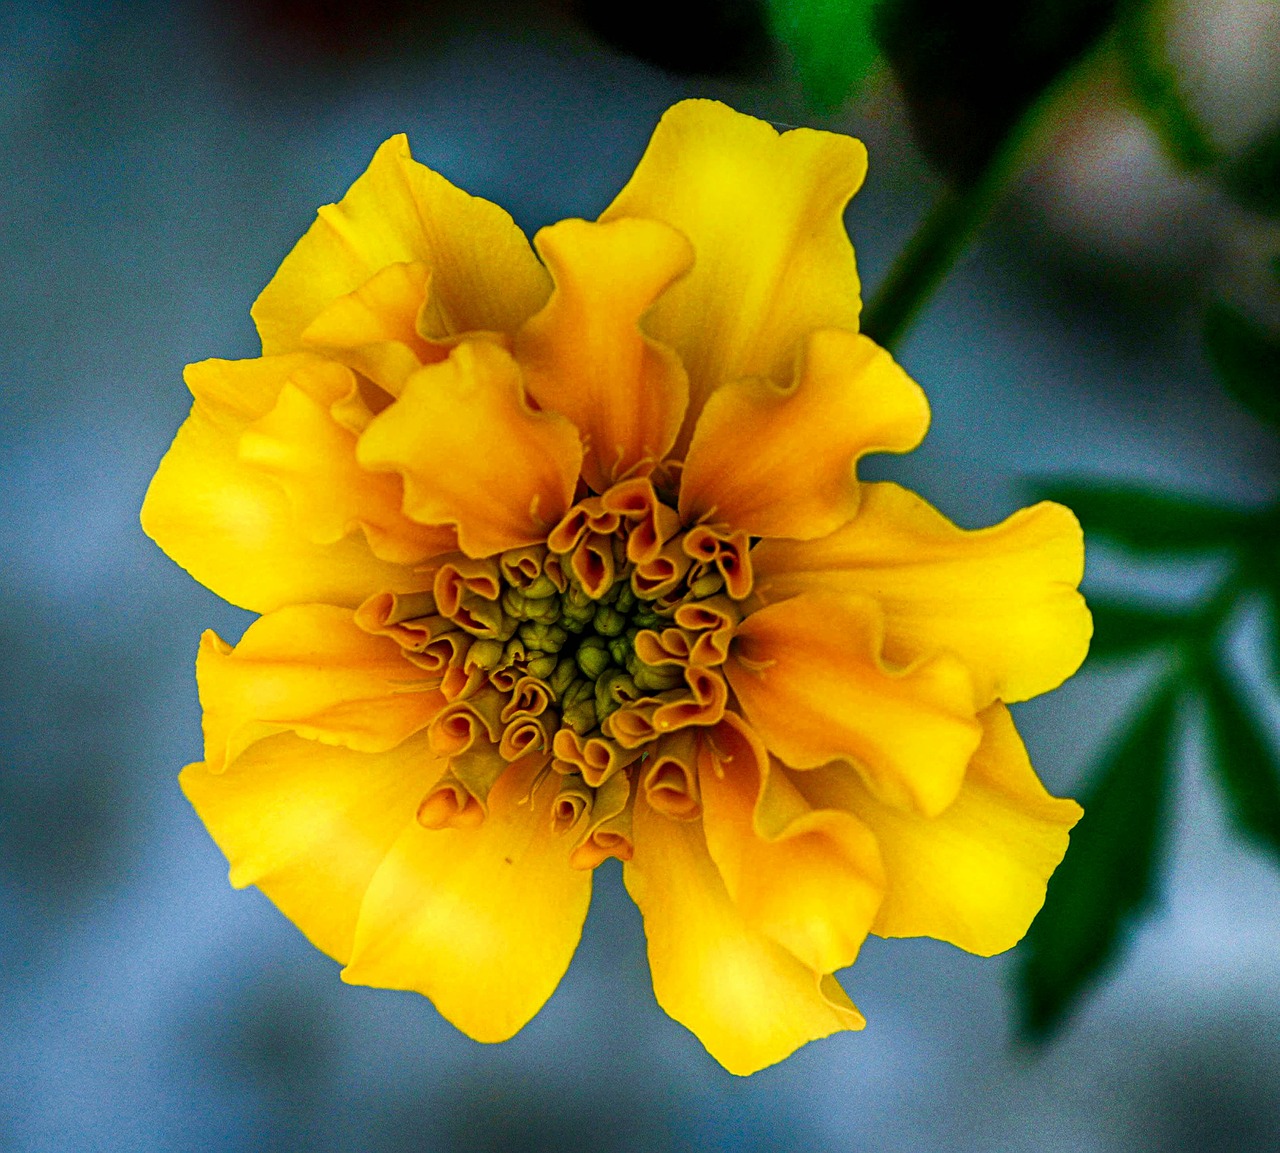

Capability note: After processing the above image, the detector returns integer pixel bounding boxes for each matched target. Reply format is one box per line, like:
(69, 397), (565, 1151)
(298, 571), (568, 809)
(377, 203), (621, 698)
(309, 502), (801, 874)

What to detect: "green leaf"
(1117, 0), (1220, 171)
(767, 0), (878, 113)
(1086, 598), (1195, 660)
(1030, 480), (1261, 552)
(1016, 677), (1179, 1039)
(1204, 301), (1280, 427)
(1222, 125), (1280, 219)
(1201, 657), (1280, 868)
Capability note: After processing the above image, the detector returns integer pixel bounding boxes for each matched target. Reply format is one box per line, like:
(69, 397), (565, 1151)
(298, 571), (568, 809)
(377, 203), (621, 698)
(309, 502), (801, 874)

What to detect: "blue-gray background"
(3, 2), (1279, 1149)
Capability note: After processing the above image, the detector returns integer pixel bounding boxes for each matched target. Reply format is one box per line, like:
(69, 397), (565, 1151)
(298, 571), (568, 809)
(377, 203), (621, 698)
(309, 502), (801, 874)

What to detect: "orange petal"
(358, 340), (583, 557)
(699, 715), (885, 973)
(795, 704), (1083, 955)
(253, 134), (550, 355)
(680, 330), (929, 538)
(180, 730), (442, 963)
(625, 797), (864, 1076)
(600, 99), (866, 451)
(238, 357), (455, 566)
(726, 593), (981, 816)
(141, 358), (419, 613)
(197, 604), (445, 772)
(514, 217), (691, 492)
(752, 482), (1091, 704)
(342, 759), (592, 1042)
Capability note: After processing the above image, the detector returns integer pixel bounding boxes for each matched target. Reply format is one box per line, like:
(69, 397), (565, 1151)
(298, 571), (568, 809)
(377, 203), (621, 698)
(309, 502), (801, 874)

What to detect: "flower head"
(142, 100), (1089, 1074)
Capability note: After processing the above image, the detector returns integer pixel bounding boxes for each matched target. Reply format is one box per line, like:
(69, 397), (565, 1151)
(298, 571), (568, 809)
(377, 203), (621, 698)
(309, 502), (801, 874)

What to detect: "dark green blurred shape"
(1033, 480), (1262, 552)
(1204, 303), (1280, 429)
(1222, 126), (1280, 219)
(577, 0), (772, 77)
(766, 0), (878, 113)
(1018, 678), (1180, 1038)
(1116, 0), (1219, 171)
(1085, 599), (1198, 660)
(1202, 657), (1280, 871)
(872, 0), (1119, 185)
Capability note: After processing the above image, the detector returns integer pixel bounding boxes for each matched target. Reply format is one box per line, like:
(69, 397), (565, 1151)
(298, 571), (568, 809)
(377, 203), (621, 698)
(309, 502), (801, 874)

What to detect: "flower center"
(358, 475), (754, 866)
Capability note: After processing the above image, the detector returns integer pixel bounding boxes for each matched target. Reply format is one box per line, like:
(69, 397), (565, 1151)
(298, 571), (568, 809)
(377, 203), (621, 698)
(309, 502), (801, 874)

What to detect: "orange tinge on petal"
(680, 329), (929, 540)
(357, 340), (583, 558)
(726, 592), (981, 817)
(515, 217), (692, 492)
(601, 99), (867, 449)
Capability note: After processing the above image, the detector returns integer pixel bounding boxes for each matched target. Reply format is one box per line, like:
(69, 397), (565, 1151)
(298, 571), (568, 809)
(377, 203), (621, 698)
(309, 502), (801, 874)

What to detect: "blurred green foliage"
(1015, 259), (1280, 1035)
(765, 0), (878, 113)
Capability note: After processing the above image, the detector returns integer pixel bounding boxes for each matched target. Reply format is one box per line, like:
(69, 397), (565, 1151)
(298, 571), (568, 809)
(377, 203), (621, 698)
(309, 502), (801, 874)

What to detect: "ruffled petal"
(514, 217), (692, 493)
(253, 134), (550, 355)
(795, 704), (1082, 955)
(625, 797), (865, 1076)
(600, 99), (866, 450)
(679, 330), (928, 538)
(357, 340), (583, 558)
(726, 593), (982, 817)
(299, 260), (443, 396)
(141, 358), (419, 613)
(752, 483), (1091, 705)
(238, 356), (456, 565)
(342, 758), (592, 1043)
(180, 730), (441, 963)
(197, 604), (445, 771)
(699, 715), (885, 973)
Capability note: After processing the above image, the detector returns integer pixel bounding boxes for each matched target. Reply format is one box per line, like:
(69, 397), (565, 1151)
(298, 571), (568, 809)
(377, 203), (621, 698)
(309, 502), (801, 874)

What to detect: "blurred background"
(2, 0), (1279, 1149)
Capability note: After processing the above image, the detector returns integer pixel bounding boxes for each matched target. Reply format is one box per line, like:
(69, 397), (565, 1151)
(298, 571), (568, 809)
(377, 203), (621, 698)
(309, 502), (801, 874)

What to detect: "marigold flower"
(142, 99), (1090, 1075)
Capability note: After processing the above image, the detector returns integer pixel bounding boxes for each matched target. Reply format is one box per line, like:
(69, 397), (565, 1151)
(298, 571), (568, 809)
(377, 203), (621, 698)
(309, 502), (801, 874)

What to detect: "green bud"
(562, 676), (594, 710)
(466, 638), (505, 671)
(523, 594), (560, 624)
(690, 572), (725, 599)
(595, 669), (639, 715)
(501, 588), (527, 620)
(592, 604), (626, 637)
(560, 600), (595, 633)
(613, 584), (636, 615)
(576, 635), (612, 680)
(527, 652), (559, 680)
(549, 657), (579, 698)
(607, 634), (633, 667)
(634, 662), (683, 692)
(519, 620), (568, 654)
(563, 698), (598, 734)
(524, 573), (559, 599)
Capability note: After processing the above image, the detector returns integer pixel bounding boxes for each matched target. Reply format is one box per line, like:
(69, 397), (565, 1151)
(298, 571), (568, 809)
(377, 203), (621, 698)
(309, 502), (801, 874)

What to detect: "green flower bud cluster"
(477, 564), (686, 736)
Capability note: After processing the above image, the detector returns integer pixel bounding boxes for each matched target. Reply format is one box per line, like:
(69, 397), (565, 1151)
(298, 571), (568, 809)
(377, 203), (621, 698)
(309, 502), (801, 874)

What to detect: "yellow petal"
(342, 759), (592, 1042)
(514, 217), (692, 492)
(600, 99), (866, 451)
(299, 260), (442, 396)
(625, 797), (864, 1076)
(753, 483), (1091, 705)
(795, 704), (1082, 955)
(180, 730), (441, 963)
(358, 340), (583, 558)
(197, 604), (445, 771)
(253, 134), (550, 355)
(237, 357), (455, 566)
(726, 593), (981, 816)
(699, 716), (885, 973)
(679, 330), (929, 538)
(141, 369), (418, 614)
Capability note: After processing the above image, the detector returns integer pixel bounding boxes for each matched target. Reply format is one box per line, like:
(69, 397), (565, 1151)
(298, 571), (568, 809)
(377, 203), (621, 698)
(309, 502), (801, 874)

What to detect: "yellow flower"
(142, 100), (1089, 1075)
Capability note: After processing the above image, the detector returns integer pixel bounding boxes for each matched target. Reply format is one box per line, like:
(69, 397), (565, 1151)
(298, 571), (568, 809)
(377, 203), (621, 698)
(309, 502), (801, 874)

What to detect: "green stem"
(861, 31), (1117, 351)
